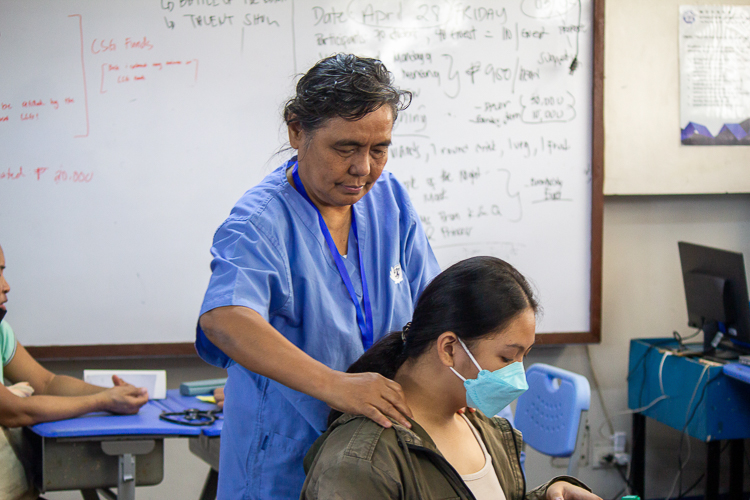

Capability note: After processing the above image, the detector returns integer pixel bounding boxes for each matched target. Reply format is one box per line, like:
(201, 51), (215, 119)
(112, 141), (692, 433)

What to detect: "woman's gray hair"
(283, 54), (411, 132)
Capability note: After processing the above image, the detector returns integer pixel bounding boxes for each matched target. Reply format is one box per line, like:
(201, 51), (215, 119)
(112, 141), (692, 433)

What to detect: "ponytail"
(346, 329), (408, 379)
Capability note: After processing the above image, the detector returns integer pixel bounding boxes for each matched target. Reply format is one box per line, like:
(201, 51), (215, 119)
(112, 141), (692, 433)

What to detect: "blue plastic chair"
(514, 363), (591, 477)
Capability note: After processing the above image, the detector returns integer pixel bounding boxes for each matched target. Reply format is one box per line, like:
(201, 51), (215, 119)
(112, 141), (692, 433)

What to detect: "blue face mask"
(450, 337), (529, 417)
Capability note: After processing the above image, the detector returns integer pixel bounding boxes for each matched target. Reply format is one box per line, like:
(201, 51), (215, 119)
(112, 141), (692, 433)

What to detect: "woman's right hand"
(323, 371), (413, 429)
(101, 376), (149, 414)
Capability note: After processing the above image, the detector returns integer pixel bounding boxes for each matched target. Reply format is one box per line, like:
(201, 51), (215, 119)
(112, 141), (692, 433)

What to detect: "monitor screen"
(678, 242), (750, 347)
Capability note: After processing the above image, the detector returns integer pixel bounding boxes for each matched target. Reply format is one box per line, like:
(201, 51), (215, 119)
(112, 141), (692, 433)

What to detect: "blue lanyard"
(291, 163), (374, 349)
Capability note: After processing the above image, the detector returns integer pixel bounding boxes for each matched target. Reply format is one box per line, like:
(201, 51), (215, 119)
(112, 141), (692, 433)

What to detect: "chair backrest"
(514, 363), (591, 458)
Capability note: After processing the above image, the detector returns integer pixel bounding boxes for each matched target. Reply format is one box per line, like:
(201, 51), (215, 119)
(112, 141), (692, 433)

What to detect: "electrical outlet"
(593, 431), (630, 469)
(612, 431), (627, 453)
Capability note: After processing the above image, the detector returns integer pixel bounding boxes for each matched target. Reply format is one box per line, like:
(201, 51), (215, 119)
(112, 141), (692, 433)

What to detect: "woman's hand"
(214, 387), (225, 410)
(7, 381), (34, 398)
(324, 371), (413, 429)
(101, 375), (149, 414)
(546, 482), (602, 500)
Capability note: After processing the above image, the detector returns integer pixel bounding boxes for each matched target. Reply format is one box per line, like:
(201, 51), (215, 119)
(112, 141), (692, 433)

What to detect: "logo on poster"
(683, 10), (696, 24)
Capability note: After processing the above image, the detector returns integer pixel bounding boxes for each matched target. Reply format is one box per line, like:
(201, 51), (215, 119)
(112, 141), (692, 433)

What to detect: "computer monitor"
(678, 242), (750, 353)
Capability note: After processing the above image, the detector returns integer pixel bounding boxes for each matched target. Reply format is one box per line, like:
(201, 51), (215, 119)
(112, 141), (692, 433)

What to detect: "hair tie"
(401, 322), (412, 344)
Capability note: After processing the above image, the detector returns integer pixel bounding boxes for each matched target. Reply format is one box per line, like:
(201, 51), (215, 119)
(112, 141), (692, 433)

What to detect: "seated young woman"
(301, 256), (602, 500)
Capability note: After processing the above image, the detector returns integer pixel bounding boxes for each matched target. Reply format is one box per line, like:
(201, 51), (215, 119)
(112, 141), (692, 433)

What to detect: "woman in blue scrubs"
(197, 54), (441, 499)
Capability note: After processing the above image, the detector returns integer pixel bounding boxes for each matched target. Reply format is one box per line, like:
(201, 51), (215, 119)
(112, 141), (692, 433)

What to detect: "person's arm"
(200, 305), (413, 428)
(0, 342), (148, 428)
(6, 342), (102, 397)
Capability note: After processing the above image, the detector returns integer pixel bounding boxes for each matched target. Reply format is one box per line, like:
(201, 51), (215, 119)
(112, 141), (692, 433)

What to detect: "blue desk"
(628, 339), (750, 500)
(723, 362), (750, 385)
(27, 390), (221, 500)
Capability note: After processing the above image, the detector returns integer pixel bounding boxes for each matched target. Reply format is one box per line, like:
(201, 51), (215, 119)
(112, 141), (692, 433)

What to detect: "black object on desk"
(159, 408), (221, 426)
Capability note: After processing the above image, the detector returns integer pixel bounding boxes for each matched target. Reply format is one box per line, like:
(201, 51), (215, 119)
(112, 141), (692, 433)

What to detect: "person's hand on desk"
(100, 374), (149, 414)
(0, 344), (150, 427)
(213, 386), (225, 410)
(547, 481), (602, 500)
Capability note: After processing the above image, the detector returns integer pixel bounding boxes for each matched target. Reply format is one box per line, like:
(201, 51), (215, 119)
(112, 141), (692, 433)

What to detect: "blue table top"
(723, 363), (750, 385)
(30, 389), (223, 439)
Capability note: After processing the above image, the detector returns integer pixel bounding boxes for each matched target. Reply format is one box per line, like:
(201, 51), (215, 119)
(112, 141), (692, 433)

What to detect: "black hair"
(283, 54), (411, 133)
(328, 256), (538, 426)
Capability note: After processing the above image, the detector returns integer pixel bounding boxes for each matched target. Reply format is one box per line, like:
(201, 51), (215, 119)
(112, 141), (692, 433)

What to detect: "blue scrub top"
(197, 158), (440, 500)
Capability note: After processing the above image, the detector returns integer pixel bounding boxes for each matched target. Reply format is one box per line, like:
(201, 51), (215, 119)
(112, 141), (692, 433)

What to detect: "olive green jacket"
(301, 411), (590, 500)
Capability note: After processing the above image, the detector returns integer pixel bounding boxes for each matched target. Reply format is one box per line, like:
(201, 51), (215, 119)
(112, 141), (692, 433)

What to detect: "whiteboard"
(0, 0), (597, 350)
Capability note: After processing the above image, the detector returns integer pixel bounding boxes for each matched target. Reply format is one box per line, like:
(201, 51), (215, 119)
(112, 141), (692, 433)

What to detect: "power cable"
(569, 0), (582, 74)
(676, 473), (705, 500)
(665, 365), (714, 500)
(609, 487), (626, 500)
(585, 345), (614, 438)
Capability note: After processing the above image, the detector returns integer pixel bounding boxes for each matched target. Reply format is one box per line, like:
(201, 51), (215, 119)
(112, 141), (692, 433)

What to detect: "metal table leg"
(199, 469), (219, 500)
(631, 413), (646, 499)
(96, 489), (117, 500)
(729, 439), (744, 500)
(101, 440), (156, 500)
(705, 441), (721, 500)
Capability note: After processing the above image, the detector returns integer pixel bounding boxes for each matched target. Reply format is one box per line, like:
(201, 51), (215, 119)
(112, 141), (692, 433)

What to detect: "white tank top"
(459, 414), (507, 500)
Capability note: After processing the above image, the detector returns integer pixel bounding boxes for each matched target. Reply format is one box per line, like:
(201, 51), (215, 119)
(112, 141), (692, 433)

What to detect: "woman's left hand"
(214, 387), (225, 410)
(7, 382), (34, 398)
(546, 481), (602, 500)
